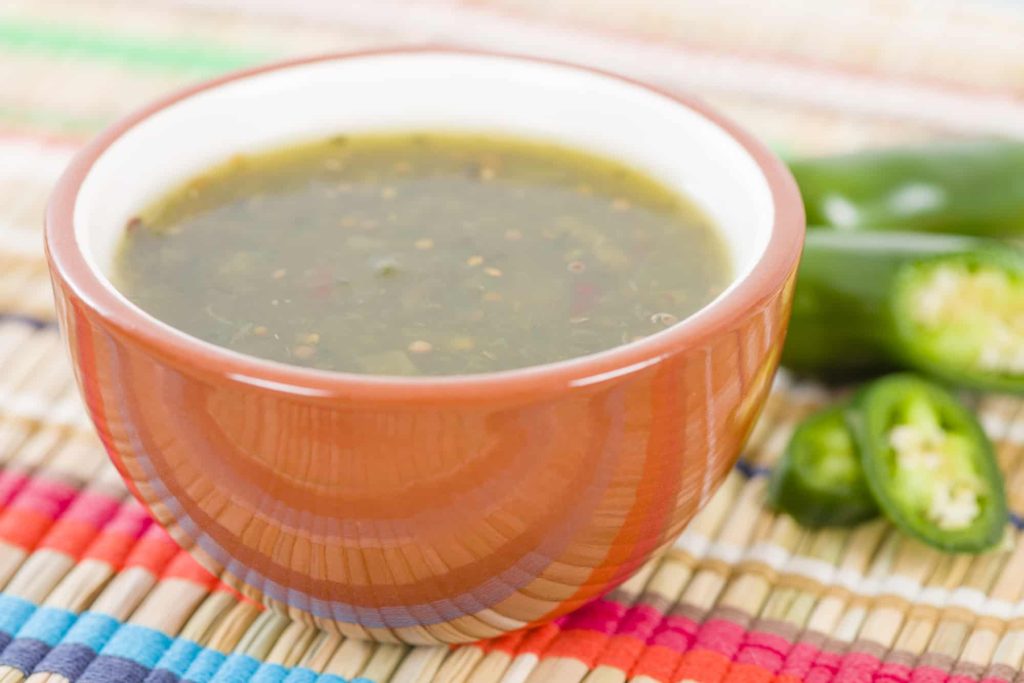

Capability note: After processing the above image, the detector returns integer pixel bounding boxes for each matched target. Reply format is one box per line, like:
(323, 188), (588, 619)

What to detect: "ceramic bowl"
(45, 48), (804, 644)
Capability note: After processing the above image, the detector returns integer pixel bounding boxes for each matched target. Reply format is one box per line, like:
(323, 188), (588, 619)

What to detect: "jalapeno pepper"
(890, 250), (1024, 394)
(784, 231), (987, 374)
(783, 231), (1024, 393)
(848, 374), (1006, 553)
(789, 140), (1024, 237)
(768, 403), (878, 527)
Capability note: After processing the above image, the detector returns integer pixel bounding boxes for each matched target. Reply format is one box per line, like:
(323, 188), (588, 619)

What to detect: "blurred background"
(3, 0), (1024, 324)
(2, 0), (1023, 322)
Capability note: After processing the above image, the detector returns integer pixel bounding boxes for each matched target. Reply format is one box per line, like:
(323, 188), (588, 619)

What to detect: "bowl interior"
(74, 51), (773, 311)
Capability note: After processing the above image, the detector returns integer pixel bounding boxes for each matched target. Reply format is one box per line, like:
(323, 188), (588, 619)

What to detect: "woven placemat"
(1, 2), (1023, 681)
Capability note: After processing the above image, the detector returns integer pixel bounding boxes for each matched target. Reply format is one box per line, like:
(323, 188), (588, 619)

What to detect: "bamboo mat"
(1, 1), (1024, 681)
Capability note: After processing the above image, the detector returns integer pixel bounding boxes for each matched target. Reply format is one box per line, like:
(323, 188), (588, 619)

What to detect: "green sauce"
(115, 132), (731, 376)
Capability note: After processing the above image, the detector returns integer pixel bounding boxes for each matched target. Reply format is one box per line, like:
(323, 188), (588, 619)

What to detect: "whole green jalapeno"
(789, 140), (1024, 237)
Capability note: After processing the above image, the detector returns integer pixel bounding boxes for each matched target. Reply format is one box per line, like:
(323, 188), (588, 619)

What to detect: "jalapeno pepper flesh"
(848, 374), (1006, 553)
(768, 403), (878, 527)
(890, 250), (1024, 394)
(789, 140), (1024, 237)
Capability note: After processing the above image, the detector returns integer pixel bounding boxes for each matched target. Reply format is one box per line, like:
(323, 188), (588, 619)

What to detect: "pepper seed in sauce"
(408, 340), (433, 354)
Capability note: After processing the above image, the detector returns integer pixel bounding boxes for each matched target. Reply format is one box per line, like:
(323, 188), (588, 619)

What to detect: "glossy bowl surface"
(45, 48), (804, 644)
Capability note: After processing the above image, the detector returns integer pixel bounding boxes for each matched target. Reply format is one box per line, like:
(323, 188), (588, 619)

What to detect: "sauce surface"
(115, 132), (731, 375)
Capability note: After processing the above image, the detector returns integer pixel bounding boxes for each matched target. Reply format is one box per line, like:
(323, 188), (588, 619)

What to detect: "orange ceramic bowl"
(45, 49), (804, 644)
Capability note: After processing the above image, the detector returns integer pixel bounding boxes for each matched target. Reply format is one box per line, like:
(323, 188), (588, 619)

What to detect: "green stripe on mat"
(0, 17), (273, 74)
(0, 104), (111, 137)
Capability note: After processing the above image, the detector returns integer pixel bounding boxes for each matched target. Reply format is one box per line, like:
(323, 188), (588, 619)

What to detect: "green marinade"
(115, 132), (731, 376)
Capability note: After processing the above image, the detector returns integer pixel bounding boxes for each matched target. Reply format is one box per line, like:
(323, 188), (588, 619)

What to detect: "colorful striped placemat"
(1, 2), (1023, 681)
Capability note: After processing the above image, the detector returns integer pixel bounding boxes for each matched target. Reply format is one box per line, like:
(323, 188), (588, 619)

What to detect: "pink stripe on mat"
(473, 600), (1001, 683)
(0, 471), (31, 507)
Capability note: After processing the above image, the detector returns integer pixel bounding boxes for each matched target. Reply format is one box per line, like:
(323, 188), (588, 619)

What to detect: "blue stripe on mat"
(60, 612), (122, 650)
(16, 606), (78, 644)
(734, 458), (772, 479)
(101, 624), (173, 669)
(19, 611), (119, 679)
(0, 638), (50, 673)
(79, 654), (151, 682)
(34, 642), (99, 681)
(180, 648), (226, 682)
(250, 663), (289, 683)
(0, 595), (37, 635)
(0, 604), (371, 682)
(149, 669), (185, 683)
(208, 653), (260, 682)
(281, 670), (316, 683)
(0, 311), (57, 330)
(151, 638), (202, 679)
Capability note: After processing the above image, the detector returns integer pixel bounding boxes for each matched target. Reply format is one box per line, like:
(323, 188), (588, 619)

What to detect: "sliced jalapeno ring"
(890, 250), (1024, 395)
(768, 403), (878, 528)
(849, 374), (1007, 553)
